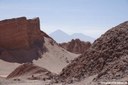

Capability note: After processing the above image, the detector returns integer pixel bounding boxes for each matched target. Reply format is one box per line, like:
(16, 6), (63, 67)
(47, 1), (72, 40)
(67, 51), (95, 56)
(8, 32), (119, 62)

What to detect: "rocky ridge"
(59, 39), (91, 54)
(7, 63), (56, 80)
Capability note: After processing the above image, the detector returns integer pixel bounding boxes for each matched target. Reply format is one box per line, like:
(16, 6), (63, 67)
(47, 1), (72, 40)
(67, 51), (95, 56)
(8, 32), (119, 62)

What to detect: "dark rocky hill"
(59, 21), (128, 83)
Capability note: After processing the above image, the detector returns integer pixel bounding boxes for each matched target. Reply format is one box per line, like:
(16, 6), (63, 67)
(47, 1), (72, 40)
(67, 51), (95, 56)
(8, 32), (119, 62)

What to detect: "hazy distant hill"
(49, 30), (71, 43)
(71, 33), (95, 43)
(49, 30), (95, 43)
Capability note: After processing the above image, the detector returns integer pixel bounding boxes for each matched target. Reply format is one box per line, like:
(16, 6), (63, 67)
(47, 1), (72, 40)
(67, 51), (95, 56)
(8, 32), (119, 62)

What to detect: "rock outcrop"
(59, 21), (128, 83)
(7, 63), (55, 80)
(0, 17), (49, 63)
(0, 17), (44, 49)
(59, 39), (91, 54)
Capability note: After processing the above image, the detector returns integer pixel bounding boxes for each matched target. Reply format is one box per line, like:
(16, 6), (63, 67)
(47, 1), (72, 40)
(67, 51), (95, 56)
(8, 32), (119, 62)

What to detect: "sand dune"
(34, 37), (79, 74)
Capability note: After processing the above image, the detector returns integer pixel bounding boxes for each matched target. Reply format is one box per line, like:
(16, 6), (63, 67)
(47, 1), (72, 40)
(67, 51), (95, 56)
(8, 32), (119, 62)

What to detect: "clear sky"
(0, 0), (128, 38)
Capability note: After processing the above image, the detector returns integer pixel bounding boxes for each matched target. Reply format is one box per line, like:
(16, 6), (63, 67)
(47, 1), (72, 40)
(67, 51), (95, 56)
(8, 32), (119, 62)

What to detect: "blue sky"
(0, 0), (128, 38)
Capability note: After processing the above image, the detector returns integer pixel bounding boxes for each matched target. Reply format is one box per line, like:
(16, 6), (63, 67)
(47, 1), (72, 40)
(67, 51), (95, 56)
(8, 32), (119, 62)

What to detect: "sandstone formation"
(7, 63), (55, 80)
(59, 39), (91, 54)
(0, 17), (43, 49)
(59, 21), (128, 83)
(0, 17), (48, 63)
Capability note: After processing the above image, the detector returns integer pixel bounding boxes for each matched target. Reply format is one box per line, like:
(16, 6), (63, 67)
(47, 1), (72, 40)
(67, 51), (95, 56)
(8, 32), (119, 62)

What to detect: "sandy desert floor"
(0, 37), (80, 85)
(0, 60), (20, 78)
(0, 75), (98, 85)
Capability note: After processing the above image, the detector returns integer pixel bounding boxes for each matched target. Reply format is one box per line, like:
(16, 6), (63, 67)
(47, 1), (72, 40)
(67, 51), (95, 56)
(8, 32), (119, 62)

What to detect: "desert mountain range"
(49, 29), (95, 43)
(0, 17), (128, 85)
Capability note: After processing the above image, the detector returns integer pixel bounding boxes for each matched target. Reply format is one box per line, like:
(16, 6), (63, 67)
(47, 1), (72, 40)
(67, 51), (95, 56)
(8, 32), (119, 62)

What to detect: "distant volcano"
(49, 29), (95, 43)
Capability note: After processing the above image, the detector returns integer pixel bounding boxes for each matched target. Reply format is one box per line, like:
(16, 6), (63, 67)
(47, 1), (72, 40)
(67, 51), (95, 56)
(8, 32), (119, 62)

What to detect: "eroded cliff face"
(0, 17), (43, 49)
(0, 17), (47, 63)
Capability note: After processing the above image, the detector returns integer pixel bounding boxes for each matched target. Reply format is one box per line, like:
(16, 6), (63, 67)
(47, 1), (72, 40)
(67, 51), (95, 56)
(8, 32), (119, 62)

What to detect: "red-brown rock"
(59, 39), (91, 54)
(0, 17), (50, 63)
(7, 63), (55, 80)
(0, 17), (43, 49)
